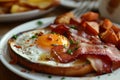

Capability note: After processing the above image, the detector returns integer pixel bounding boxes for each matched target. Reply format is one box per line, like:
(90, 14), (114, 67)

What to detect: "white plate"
(60, 0), (99, 8)
(0, 8), (54, 22)
(0, 17), (120, 80)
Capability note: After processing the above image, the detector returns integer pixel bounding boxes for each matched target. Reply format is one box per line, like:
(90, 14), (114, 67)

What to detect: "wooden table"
(0, 6), (72, 80)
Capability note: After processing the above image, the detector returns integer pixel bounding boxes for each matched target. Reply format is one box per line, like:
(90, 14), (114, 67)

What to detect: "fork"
(72, 0), (97, 17)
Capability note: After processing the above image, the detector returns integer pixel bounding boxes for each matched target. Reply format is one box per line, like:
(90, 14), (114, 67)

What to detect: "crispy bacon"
(70, 18), (81, 27)
(73, 43), (120, 74)
(50, 27), (120, 74)
(51, 40), (120, 74)
(87, 57), (112, 74)
(51, 24), (70, 36)
(51, 45), (75, 63)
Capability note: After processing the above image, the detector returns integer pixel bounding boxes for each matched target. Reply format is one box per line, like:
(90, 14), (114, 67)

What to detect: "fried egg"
(9, 29), (76, 67)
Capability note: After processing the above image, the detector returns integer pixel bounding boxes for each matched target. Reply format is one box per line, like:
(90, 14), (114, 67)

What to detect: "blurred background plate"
(60, 0), (99, 8)
(0, 8), (54, 22)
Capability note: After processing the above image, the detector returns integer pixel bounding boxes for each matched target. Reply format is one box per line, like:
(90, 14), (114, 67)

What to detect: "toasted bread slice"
(8, 39), (94, 76)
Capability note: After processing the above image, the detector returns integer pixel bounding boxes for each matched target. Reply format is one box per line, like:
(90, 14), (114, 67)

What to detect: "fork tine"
(72, 0), (97, 17)
(72, 0), (90, 15)
(78, 0), (96, 16)
(72, 0), (87, 12)
(74, 1), (91, 17)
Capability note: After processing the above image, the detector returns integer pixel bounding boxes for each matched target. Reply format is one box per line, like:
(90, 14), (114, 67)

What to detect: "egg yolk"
(36, 33), (70, 50)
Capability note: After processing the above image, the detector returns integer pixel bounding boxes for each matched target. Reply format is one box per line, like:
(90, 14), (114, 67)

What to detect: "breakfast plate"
(0, 17), (120, 80)
(0, 8), (54, 22)
(60, 0), (99, 8)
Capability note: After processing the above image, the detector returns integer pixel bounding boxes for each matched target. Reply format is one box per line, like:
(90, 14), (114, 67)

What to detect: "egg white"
(10, 29), (75, 67)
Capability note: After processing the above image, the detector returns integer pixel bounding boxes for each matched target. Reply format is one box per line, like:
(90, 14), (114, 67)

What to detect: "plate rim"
(0, 8), (54, 22)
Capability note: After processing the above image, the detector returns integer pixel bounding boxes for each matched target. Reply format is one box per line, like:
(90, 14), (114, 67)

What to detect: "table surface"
(0, 6), (72, 80)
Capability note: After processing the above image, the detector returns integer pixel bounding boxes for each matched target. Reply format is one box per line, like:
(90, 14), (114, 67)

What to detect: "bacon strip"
(74, 43), (120, 74)
(51, 24), (71, 37)
(50, 22), (120, 74)
(51, 42), (120, 74)
(51, 45), (75, 63)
